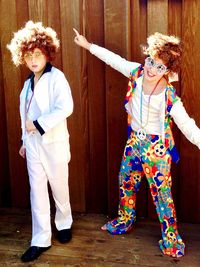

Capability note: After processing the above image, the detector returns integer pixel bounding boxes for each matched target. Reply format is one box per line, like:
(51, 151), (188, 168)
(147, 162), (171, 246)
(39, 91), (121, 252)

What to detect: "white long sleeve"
(170, 100), (200, 149)
(90, 44), (140, 78)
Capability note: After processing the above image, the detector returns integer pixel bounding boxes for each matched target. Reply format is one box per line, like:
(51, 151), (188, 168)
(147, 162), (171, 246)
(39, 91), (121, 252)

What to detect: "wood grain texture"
(0, 32), (11, 207)
(84, 0), (108, 213)
(28, 0), (47, 23)
(0, 208), (200, 266)
(0, 0), (29, 207)
(179, 0), (200, 222)
(0, 0), (200, 222)
(60, 0), (87, 212)
(147, 0), (168, 35)
(104, 0), (131, 216)
(131, 0), (147, 63)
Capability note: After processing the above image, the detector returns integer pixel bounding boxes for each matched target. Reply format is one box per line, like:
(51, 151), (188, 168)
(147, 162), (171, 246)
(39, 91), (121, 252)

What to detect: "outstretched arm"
(171, 100), (200, 149)
(73, 28), (140, 78)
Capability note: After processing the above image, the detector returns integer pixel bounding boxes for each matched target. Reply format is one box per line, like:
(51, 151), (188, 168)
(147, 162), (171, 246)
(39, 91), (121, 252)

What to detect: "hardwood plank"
(147, 0), (168, 35)
(0, 209), (200, 266)
(104, 0), (131, 217)
(84, 0), (108, 213)
(0, 0), (29, 208)
(179, 0), (200, 222)
(60, 0), (88, 212)
(46, 0), (62, 68)
(0, 25), (10, 207)
(131, 0), (147, 62)
(28, 0), (47, 24)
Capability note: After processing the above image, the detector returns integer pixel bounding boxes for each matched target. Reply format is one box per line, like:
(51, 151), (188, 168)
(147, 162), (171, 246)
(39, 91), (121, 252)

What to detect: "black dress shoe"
(57, 228), (72, 243)
(21, 246), (51, 262)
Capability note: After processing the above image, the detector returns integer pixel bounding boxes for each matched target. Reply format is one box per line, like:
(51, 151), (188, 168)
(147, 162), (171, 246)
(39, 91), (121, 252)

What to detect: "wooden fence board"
(0, 36), (11, 207)
(179, 0), (200, 222)
(60, 0), (88, 212)
(0, 0), (200, 222)
(104, 0), (131, 216)
(0, 0), (29, 207)
(84, 0), (108, 213)
(147, 0), (168, 35)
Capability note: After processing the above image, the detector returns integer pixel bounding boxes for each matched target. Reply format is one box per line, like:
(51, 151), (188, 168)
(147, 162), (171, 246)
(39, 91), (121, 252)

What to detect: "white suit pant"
(25, 132), (73, 247)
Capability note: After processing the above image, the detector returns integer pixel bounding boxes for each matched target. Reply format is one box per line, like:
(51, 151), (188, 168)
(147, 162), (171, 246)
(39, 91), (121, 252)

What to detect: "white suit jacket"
(20, 66), (73, 148)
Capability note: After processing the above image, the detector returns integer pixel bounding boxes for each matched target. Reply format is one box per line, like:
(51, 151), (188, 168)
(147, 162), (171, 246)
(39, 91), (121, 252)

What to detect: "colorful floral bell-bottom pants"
(103, 131), (185, 257)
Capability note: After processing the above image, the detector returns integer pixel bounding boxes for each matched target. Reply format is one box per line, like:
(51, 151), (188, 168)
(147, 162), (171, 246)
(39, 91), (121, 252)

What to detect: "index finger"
(73, 28), (80, 37)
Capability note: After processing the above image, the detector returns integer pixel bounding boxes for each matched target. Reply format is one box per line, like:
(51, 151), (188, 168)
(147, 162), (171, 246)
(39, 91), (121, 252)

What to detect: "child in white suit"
(7, 21), (73, 262)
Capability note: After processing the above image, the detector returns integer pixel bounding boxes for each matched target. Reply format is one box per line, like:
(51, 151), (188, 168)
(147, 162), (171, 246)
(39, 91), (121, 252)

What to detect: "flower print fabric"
(104, 131), (185, 257)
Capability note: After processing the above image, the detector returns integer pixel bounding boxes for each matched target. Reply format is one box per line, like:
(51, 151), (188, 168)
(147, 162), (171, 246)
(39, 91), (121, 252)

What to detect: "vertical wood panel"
(131, 0), (147, 62)
(0, 0), (29, 207)
(180, 0), (200, 222)
(28, 0), (47, 23)
(0, 41), (11, 207)
(147, 0), (168, 35)
(46, 0), (62, 68)
(60, 0), (87, 212)
(84, 1), (108, 213)
(104, 0), (131, 216)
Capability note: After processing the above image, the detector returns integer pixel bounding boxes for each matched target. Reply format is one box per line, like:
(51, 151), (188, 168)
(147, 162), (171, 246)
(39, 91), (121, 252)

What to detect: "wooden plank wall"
(0, 29), (11, 207)
(180, 0), (200, 222)
(0, 0), (200, 222)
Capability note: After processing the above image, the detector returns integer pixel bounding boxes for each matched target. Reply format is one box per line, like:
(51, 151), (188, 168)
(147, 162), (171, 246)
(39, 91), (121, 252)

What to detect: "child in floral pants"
(73, 29), (200, 257)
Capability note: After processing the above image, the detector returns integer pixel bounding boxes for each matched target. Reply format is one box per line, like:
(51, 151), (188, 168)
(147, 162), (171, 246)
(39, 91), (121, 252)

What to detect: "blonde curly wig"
(143, 32), (182, 74)
(7, 20), (60, 66)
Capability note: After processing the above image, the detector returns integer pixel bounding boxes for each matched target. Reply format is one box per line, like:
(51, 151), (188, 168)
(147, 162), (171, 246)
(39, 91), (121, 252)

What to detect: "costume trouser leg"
(104, 132), (185, 257)
(104, 134), (144, 234)
(142, 150), (185, 257)
(26, 133), (51, 247)
(25, 132), (72, 247)
(48, 164), (72, 231)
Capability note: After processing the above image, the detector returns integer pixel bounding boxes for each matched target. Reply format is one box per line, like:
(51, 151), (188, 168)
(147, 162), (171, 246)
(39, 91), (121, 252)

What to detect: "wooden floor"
(0, 208), (199, 267)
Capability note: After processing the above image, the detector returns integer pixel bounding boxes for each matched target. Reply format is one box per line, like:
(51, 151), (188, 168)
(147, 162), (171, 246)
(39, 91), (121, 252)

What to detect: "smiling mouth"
(147, 70), (155, 77)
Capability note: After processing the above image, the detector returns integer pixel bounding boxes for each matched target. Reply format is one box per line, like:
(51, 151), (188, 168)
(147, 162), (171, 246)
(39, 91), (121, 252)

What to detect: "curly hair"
(143, 32), (182, 74)
(7, 21), (60, 66)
